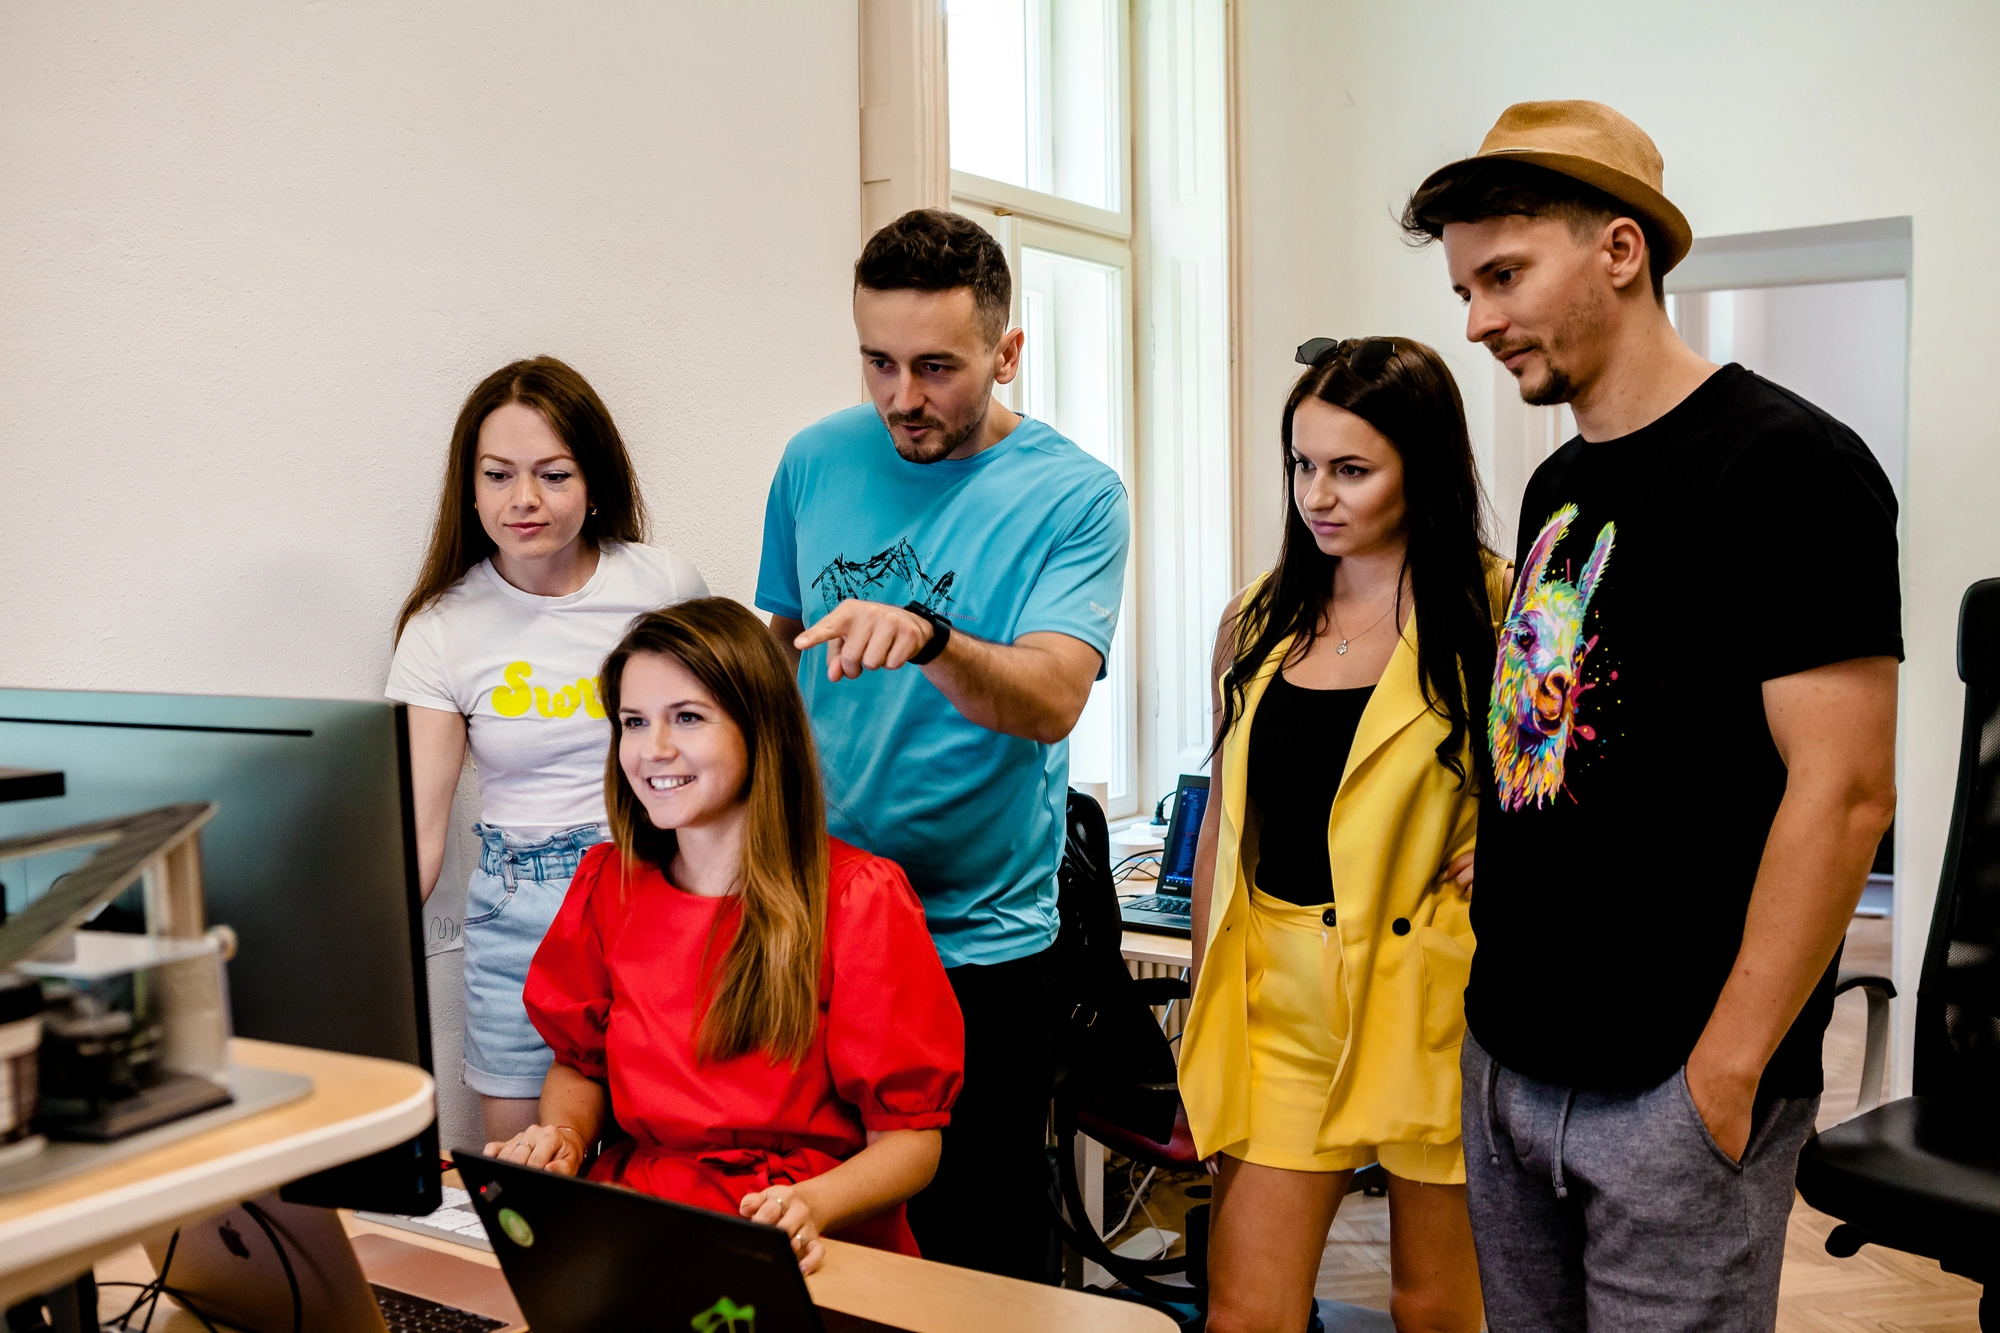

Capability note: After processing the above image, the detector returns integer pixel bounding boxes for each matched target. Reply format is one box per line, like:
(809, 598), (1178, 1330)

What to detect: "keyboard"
(372, 1284), (506, 1333)
(1120, 892), (1192, 938)
(355, 1186), (493, 1252)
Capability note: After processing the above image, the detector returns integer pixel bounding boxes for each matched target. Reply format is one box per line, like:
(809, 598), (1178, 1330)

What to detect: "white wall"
(1, 1), (862, 1150)
(1232, 0), (2000, 1093)
(0, 1), (861, 700)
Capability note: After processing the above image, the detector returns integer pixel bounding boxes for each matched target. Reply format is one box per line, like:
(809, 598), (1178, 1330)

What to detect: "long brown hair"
(395, 356), (650, 641)
(1221, 337), (1498, 786)
(599, 598), (830, 1066)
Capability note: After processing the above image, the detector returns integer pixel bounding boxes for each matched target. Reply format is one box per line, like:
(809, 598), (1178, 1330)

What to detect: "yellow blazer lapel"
(1219, 631), (1290, 831)
(1203, 630), (1289, 953)
(1339, 619), (1428, 788)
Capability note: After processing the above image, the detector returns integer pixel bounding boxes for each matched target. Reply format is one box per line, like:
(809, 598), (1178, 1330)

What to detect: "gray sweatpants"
(1461, 1030), (1818, 1332)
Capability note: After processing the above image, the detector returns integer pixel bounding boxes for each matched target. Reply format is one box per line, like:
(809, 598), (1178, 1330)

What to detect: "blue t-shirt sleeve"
(1017, 480), (1129, 676)
(754, 452), (803, 621)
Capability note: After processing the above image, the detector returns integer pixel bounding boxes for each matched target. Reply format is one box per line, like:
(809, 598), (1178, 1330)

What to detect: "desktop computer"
(0, 688), (441, 1214)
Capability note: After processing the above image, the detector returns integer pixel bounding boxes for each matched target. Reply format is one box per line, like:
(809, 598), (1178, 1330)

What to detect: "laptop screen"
(1159, 776), (1209, 892)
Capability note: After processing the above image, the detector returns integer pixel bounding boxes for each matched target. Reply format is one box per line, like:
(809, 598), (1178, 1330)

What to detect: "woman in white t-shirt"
(387, 355), (707, 1143)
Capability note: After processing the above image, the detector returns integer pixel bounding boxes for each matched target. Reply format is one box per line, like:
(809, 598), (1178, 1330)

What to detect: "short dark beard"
(1491, 284), (1601, 407)
(885, 378), (995, 464)
(1519, 361), (1575, 406)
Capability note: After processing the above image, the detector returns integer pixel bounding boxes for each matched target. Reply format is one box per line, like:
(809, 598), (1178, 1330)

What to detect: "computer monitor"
(1158, 773), (1209, 894)
(0, 688), (441, 1213)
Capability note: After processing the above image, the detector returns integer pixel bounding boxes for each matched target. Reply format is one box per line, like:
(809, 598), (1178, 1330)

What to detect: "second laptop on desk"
(1117, 774), (1206, 939)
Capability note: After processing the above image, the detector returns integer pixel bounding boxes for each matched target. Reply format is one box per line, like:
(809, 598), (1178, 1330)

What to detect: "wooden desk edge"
(1120, 927), (1192, 967)
(808, 1236), (1177, 1333)
(349, 1213), (1176, 1331)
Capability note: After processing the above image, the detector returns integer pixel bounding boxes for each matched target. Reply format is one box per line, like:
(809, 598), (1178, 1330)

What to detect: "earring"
(589, 506), (598, 516)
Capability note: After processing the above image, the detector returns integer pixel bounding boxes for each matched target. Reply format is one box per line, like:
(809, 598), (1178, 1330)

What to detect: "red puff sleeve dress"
(521, 838), (964, 1257)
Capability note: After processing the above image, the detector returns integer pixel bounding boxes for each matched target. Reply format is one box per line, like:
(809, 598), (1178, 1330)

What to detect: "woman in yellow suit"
(1183, 337), (1508, 1333)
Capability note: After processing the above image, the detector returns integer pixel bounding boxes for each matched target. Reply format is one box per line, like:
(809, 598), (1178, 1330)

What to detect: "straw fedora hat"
(1421, 100), (1693, 274)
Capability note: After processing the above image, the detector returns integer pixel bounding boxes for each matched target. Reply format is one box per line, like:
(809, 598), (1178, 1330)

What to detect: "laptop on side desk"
(1117, 774), (1207, 939)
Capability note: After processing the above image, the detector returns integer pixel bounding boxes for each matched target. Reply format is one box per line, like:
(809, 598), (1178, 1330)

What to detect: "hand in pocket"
(1684, 1051), (1758, 1164)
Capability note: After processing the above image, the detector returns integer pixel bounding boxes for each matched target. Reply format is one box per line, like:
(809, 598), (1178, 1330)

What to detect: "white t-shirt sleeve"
(666, 549), (710, 601)
(619, 541), (710, 606)
(384, 612), (462, 714)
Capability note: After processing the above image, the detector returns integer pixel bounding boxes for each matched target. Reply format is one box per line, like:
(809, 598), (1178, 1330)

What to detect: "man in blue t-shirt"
(757, 208), (1128, 1280)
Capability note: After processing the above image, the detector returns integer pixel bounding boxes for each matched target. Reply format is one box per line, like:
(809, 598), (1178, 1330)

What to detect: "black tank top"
(1246, 672), (1375, 907)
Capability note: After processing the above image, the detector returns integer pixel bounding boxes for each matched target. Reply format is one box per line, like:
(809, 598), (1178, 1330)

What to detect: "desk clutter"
(0, 805), (274, 1190)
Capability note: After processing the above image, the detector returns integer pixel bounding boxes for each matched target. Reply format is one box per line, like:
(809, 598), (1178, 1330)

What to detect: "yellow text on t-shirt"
(489, 661), (607, 720)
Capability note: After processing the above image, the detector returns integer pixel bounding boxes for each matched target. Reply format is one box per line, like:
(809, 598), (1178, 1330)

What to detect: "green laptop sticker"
(495, 1207), (534, 1248)
(690, 1295), (756, 1332)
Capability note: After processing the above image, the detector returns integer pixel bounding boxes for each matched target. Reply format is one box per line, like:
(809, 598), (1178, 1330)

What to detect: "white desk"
(1, 1039), (434, 1307)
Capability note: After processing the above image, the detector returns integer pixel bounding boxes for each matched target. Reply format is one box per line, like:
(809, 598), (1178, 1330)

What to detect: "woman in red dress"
(484, 597), (964, 1273)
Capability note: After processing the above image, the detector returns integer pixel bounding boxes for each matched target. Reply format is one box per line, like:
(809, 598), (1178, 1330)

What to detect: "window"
(946, 0), (1122, 214)
(947, 0), (1137, 815)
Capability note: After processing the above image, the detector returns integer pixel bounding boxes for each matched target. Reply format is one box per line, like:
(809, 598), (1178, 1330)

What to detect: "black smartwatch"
(903, 601), (952, 665)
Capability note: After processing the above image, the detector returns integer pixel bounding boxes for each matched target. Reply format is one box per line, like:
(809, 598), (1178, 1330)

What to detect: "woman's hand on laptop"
(484, 1123), (589, 1177)
(738, 1184), (825, 1275)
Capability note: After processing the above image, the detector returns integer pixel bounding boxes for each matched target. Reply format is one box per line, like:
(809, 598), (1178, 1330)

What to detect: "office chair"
(1047, 788), (1208, 1312)
(1795, 578), (2000, 1331)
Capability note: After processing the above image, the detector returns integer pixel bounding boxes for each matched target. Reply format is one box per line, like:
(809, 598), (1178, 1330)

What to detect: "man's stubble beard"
(1499, 283), (1604, 407)
(1519, 359), (1575, 407)
(887, 380), (994, 464)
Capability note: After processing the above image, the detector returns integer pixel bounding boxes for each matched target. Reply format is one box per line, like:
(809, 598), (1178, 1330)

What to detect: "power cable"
(238, 1202), (301, 1333)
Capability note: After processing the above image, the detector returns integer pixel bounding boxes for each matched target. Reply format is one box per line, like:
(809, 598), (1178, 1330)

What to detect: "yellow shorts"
(1218, 887), (1464, 1185)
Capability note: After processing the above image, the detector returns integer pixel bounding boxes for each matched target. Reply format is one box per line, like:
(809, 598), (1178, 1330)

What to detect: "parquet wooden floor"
(1115, 916), (1987, 1328)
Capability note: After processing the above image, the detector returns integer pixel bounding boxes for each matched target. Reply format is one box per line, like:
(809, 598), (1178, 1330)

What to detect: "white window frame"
(1015, 220), (1139, 817)
(947, 0), (1142, 820)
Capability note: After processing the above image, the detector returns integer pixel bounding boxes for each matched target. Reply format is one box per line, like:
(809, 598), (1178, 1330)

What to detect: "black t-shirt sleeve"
(1728, 409), (1903, 681)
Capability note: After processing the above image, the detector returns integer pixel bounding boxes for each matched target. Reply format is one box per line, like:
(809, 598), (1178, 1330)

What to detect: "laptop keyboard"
(1123, 893), (1192, 916)
(372, 1285), (506, 1333)
(356, 1186), (494, 1251)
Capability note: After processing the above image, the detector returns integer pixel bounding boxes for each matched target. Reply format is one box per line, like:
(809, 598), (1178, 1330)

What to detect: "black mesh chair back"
(1795, 579), (2000, 1330)
(1916, 577), (2000, 1101)
(1051, 789), (1180, 1143)
(1047, 789), (1205, 1312)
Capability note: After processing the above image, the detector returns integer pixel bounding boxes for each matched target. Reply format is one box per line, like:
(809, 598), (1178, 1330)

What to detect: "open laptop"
(143, 1192), (524, 1333)
(1117, 773), (1207, 938)
(454, 1150), (910, 1333)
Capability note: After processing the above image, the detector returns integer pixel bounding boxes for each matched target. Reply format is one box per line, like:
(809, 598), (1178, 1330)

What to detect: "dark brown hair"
(854, 208), (1013, 343)
(1220, 338), (1498, 786)
(599, 597), (830, 1066)
(395, 356), (649, 641)
(1400, 159), (1666, 304)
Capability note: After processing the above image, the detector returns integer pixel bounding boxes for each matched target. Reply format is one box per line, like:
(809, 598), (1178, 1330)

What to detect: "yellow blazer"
(1181, 574), (1502, 1159)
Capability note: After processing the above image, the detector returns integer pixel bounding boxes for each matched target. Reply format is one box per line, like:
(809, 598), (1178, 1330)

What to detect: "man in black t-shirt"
(1402, 102), (1901, 1331)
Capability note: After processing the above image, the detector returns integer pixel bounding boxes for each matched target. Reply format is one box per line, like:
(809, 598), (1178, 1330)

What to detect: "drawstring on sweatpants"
(1551, 1086), (1578, 1200)
(1481, 1047), (1501, 1168)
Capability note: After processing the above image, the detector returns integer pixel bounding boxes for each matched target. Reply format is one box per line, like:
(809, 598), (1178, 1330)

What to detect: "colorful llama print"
(1490, 504), (1616, 811)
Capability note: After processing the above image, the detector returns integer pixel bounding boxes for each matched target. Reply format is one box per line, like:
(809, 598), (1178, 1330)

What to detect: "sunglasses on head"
(1296, 337), (1394, 376)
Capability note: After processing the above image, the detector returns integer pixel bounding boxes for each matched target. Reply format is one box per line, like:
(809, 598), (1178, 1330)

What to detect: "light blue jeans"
(460, 822), (604, 1098)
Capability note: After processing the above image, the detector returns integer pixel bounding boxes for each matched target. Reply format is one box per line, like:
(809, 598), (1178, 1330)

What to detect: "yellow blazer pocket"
(1418, 925), (1473, 1052)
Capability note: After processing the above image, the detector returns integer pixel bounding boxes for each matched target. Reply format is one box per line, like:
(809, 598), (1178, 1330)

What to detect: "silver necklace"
(1328, 589), (1398, 655)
